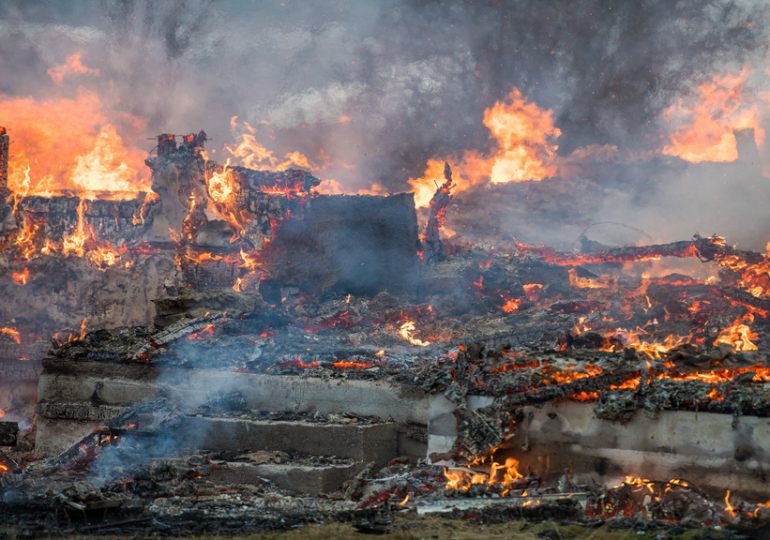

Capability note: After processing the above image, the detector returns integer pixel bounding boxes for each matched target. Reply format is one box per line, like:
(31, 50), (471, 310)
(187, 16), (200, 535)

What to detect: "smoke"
(1, 0), (769, 240)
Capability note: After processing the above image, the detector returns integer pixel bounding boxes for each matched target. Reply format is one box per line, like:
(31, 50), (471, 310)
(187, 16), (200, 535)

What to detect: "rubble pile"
(1, 129), (770, 536)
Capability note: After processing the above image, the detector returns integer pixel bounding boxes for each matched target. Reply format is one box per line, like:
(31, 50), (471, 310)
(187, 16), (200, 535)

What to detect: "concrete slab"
(35, 417), (102, 456)
(38, 365), (430, 424)
(511, 402), (770, 498)
(206, 461), (359, 495)
(175, 416), (399, 467)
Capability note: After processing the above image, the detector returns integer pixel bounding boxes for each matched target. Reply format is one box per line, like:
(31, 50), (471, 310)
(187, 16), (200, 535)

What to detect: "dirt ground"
(200, 516), (738, 540)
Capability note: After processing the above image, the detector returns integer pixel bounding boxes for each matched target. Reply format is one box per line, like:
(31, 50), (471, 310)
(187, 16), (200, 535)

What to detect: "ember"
(2, 3), (770, 538)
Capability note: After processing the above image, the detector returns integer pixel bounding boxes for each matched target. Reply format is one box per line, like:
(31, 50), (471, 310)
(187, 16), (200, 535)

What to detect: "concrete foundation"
(427, 396), (770, 498)
(206, 461), (359, 495)
(175, 416), (398, 467)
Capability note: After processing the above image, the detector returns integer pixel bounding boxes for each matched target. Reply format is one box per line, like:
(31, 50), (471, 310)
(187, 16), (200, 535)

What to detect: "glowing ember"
(12, 267), (29, 285)
(331, 361), (374, 369)
(501, 297), (523, 313)
(522, 283), (544, 302)
(188, 324), (215, 341)
(568, 268), (611, 289)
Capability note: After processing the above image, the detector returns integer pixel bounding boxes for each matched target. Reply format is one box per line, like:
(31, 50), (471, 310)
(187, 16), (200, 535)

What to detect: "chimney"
(157, 133), (177, 156)
(734, 128), (760, 170)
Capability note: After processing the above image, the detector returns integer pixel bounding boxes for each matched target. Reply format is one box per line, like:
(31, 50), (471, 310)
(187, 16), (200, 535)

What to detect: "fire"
(725, 489), (737, 520)
(226, 121), (314, 171)
(623, 476), (655, 494)
(662, 68), (765, 163)
(132, 191), (159, 225)
(188, 324), (215, 341)
(62, 200), (88, 257)
(568, 268), (611, 289)
(205, 160), (250, 235)
(485, 89), (561, 184)
(88, 244), (120, 269)
(12, 267), (29, 285)
(408, 88), (560, 207)
(522, 283), (544, 302)
(501, 297), (523, 313)
(47, 52), (100, 84)
(713, 253), (770, 299)
(599, 328), (691, 359)
(207, 159), (237, 206)
(14, 217), (41, 260)
(331, 361), (374, 369)
(70, 126), (144, 194)
(0, 90), (149, 199)
(713, 314), (758, 352)
(443, 456), (523, 496)
(707, 387), (724, 401)
(78, 317), (88, 341)
(0, 327), (21, 344)
(398, 320), (431, 347)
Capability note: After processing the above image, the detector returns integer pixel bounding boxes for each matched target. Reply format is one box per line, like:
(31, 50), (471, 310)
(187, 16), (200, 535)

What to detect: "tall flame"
(409, 88), (561, 207)
(0, 90), (149, 199)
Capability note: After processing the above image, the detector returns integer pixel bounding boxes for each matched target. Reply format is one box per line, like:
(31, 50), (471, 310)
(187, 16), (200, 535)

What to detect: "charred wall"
(0, 129), (422, 422)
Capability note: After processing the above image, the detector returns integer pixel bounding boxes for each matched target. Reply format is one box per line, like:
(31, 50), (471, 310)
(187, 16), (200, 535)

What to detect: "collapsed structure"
(1, 127), (770, 535)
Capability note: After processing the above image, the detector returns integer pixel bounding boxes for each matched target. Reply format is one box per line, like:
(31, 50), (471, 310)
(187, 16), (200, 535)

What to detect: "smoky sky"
(0, 0), (768, 190)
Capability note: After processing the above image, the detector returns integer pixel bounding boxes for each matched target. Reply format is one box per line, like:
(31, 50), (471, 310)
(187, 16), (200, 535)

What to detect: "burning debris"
(2, 5), (770, 535)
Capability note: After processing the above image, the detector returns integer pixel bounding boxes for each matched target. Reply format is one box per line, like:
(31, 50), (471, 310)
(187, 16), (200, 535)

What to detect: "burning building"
(2, 1), (770, 538)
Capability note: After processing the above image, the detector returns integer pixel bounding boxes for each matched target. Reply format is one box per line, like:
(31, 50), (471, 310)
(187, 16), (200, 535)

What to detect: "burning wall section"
(0, 128), (419, 423)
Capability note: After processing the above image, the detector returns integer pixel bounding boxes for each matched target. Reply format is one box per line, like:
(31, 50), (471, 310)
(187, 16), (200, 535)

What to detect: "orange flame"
(662, 68), (765, 163)
(0, 90), (149, 199)
(568, 268), (612, 289)
(725, 489), (737, 520)
(12, 267), (29, 285)
(443, 456), (523, 495)
(62, 200), (88, 257)
(409, 88), (560, 207)
(501, 297), (523, 313)
(226, 121), (314, 171)
(398, 320), (431, 347)
(713, 314), (758, 352)
(47, 52), (100, 84)
(13, 217), (40, 260)
(0, 327), (21, 345)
